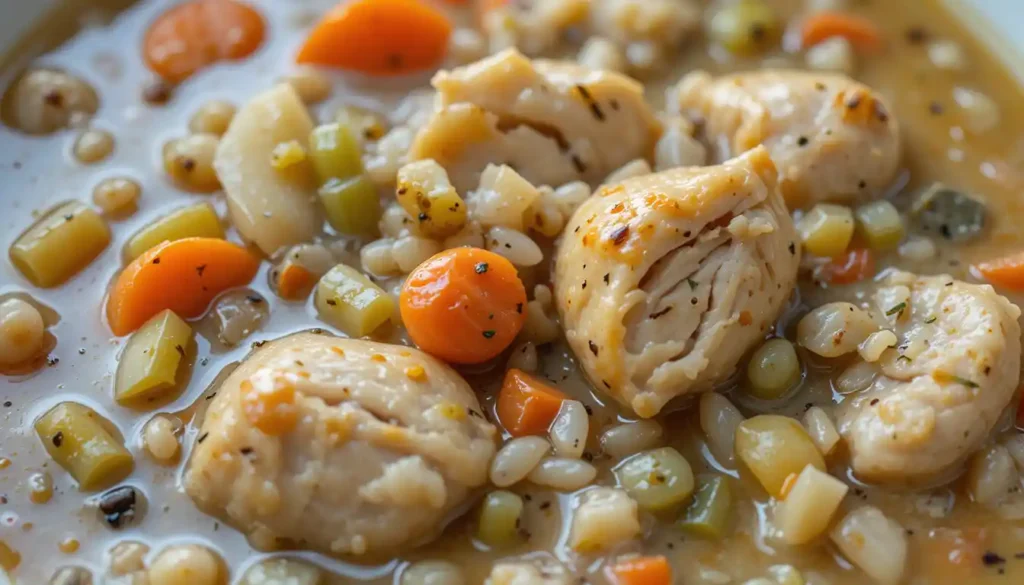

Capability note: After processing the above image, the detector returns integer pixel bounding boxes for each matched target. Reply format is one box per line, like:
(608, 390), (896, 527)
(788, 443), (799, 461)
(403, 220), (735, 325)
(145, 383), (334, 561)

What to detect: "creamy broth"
(1, 1), (1024, 585)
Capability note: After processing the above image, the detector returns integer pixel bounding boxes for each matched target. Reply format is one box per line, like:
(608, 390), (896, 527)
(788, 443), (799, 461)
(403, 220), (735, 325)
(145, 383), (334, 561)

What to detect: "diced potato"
(396, 160), (468, 238)
(679, 475), (733, 539)
(215, 84), (320, 256)
(775, 465), (849, 545)
(476, 490), (524, 548)
(124, 203), (224, 260)
(570, 487), (641, 552)
(735, 415), (825, 497)
(469, 164), (540, 230)
(240, 558), (323, 585)
(34, 402), (133, 490)
(315, 264), (395, 337)
(614, 447), (695, 512)
(802, 406), (841, 456)
(831, 506), (907, 585)
(319, 175), (382, 236)
(855, 200), (904, 250)
(309, 122), (363, 183)
(796, 204), (854, 258)
(9, 200), (110, 287)
(115, 309), (193, 405)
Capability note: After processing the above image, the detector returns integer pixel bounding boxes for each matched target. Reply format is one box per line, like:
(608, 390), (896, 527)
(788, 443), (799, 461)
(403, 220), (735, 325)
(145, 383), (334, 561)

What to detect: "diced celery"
(315, 264), (395, 337)
(35, 402), (134, 490)
(319, 175), (382, 236)
(9, 200), (110, 287)
(115, 309), (193, 405)
(679, 475), (734, 539)
(614, 447), (695, 512)
(476, 490), (524, 548)
(396, 160), (468, 238)
(796, 204), (854, 258)
(309, 122), (363, 183)
(855, 200), (904, 250)
(124, 203), (224, 260)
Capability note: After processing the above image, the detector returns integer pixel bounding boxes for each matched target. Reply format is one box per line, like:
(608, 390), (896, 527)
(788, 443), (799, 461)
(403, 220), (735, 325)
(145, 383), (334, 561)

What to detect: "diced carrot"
(496, 369), (568, 437)
(801, 12), (883, 52)
(106, 238), (260, 335)
(975, 251), (1024, 290)
(605, 556), (672, 585)
(276, 264), (317, 301)
(817, 248), (875, 285)
(400, 248), (526, 364)
(296, 0), (452, 76)
(143, 0), (266, 83)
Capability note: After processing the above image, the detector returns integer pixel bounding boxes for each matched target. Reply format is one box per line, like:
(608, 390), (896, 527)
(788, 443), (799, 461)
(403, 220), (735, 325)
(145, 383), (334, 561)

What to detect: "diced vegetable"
(801, 11), (883, 52)
(855, 200), (904, 250)
(314, 264), (394, 337)
(319, 175), (382, 236)
(709, 0), (781, 56)
(570, 488), (641, 553)
(820, 248), (875, 285)
(831, 506), (907, 585)
(106, 238), (260, 336)
(911, 184), (986, 242)
(296, 0), (452, 76)
(476, 490), (524, 548)
(679, 475), (733, 539)
(214, 84), (320, 256)
(966, 444), (1018, 506)
(735, 415), (825, 497)
(470, 164), (541, 231)
(277, 263), (318, 301)
(745, 338), (801, 400)
(115, 310), (193, 405)
(309, 123), (363, 182)
(605, 556), (672, 585)
(270, 140), (308, 170)
(124, 203), (224, 260)
(35, 402), (134, 490)
(400, 248), (527, 364)
(143, 0), (265, 82)
(796, 204), (854, 258)
(775, 465), (849, 545)
(240, 558), (323, 585)
(397, 160), (468, 238)
(497, 368), (568, 437)
(9, 200), (110, 287)
(614, 447), (695, 513)
(975, 251), (1024, 291)
(797, 302), (878, 358)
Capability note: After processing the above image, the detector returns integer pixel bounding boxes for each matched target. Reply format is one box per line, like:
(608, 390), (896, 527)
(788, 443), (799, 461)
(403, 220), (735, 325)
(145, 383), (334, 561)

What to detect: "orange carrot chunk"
(143, 0), (266, 83)
(276, 264), (318, 301)
(497, 369), (568, 437)
(605, 556), (673, 585)
(296, 0), (452, 76)
(400, 248), (526, 364)
(975, 251), (1024, 291)
(801, 11), (883, 52)
(107, 237), (260, 336)
(817, 248), (875, 285)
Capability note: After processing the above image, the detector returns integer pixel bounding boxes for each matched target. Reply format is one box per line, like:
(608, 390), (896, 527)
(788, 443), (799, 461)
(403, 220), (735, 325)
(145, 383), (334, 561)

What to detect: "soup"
(1, 1), (1023, 584)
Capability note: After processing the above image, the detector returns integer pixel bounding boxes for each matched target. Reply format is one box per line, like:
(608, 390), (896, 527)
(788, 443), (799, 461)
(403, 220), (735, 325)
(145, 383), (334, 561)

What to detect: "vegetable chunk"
(497, 368), (568, 437)
(115, 310), (193, 405)
(314, 263), (395, 337)
(35, 402), (134, 490)
(10, 200), (110, 288)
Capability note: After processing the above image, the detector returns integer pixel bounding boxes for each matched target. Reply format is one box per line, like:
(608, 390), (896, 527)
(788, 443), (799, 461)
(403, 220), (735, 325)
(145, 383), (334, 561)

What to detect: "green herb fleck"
(475, 262), (489, 274)
(896, 355), (912, 363)
(924, 316), (937, 324)
(482, 330), (496, 339)
(952, 376), (979, 388)
(886, 302), (907, 317)
(687, 278), (698, 290)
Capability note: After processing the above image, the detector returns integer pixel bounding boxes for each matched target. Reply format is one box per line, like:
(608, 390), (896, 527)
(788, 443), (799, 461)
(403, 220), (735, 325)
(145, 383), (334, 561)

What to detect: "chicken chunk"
(838, 272), (1021, 483)
(184, 334), (497, 558)
(411, 49), (661, 192)
(675, 70), (901, 208)
(554, 146), (800, 417)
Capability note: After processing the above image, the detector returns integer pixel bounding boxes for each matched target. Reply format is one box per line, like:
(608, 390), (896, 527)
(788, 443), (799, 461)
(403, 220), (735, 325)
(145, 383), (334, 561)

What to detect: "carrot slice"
(497, 369), (568, 437)
(276, 264), (317, 301)
(817, 248), (875, 285)
(801, 11), (883, 52)
(605, 556), (672, 585)
(296, 0), (452, 76)
(107, 238), (260, 335)
(975, 251), (1024, 291)
(400, 248), (526, 364)
(143, 0), (266, 83)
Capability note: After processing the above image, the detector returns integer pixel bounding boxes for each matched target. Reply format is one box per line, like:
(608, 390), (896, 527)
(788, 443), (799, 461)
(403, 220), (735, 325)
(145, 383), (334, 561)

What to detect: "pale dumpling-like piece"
(554, 146), (800, 417)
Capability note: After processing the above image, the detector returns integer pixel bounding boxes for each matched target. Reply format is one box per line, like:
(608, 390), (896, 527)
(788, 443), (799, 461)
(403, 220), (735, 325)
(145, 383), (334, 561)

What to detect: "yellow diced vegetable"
(396, 160), (468, 238)
(270, 139), (308, 171)
(241, 558), (323, 585)
(9, 200), (110, 287)
(709, 0), (781, 56)
(309, 122), (363, 183)
(796, 203), (854, 258)
(679, 475), (734, 539)
(115, 309), (193, 405)
(319, 175), (382, 236)
(735, 415), (825, 497)
(570, 487), (641, 552)
(476, 490), (524, 548)
(124, 203), (224, 260)
(775, 464), (848, 545)
(855, 200), (904, 250)
(315, 264), (395, 337)
(34, 402), (134, 490)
